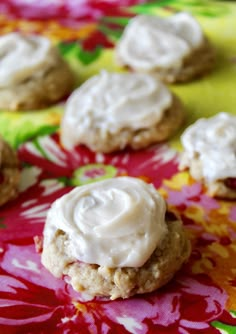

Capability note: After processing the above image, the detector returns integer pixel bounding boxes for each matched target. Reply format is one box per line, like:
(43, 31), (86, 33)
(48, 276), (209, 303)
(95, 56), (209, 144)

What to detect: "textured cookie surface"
(0, 137), (20, 206)
(180, 112), (236, 199)
(42, 218), (190, 300)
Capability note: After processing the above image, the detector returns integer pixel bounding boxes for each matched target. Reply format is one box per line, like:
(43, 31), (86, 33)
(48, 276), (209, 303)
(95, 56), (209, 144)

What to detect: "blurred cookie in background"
(116, 12), (215, 83)
(0, 32), (74, 111)
(179, 112), (236, 199)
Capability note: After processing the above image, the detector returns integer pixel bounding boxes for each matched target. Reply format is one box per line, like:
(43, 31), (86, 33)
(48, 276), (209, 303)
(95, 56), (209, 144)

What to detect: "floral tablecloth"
(1, 0), (236, 333)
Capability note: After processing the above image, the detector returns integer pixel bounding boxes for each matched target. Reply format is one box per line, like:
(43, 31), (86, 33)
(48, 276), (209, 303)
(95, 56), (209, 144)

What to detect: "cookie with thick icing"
(60, 71), (184, 153)
(40, 177), (191, 300)
(179, 112), (236, 199)
(116, 12), (215, 83)
(0, 32), (74, 110)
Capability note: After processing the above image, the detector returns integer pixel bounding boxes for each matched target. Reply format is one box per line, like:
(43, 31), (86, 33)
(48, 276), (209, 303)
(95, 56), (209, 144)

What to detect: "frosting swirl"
(116, 12), (204, 71)
(0, 32), (57, 87)
(180, 112), (236, 182)
(43, 177), (167, 267)
(61, 70), (172, 150)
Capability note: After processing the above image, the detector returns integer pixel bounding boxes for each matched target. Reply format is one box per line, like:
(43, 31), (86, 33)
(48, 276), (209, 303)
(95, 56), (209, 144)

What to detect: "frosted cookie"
(115, 12), (215, 83)
(179, 112), (236, 199)
(41, 177), (191, 300)
(0, 32), (74, 110)
(60, 71), (184, 153)
(0, 136), (20, 206)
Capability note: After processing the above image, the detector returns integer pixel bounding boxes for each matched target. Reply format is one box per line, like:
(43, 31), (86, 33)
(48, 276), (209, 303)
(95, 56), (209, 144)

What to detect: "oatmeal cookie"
(179, 112), (236, 199)
(60, 71), (184, 153)
(0, 32), (74, 110)
(115, 12), (215, 83)
(41, 177), (191, 299)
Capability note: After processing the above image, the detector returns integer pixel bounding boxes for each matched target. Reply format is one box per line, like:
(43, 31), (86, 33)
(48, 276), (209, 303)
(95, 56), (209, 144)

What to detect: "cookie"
(41, 177), (191, 300)
(60, 71), (184, 153)
(179, 112), (236, 199)
(0, 32), (74, 110)
(0, 136), (20, 206)
(115, 12), (215, 83)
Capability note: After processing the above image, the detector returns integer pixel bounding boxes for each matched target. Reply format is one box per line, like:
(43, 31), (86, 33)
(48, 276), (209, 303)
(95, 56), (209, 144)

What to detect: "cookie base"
(68, 93), (184, 153)
(0, 56), (74, 111)
(0, 137), (20, 206)
(179, 154), (236, 199)
(154, 38), (215, 83)
(117, 38), (215, 84)
(41, 217), (191, 300)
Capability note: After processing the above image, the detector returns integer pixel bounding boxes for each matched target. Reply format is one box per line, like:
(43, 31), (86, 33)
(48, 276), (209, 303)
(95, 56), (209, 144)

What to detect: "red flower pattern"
(0, 239), (228, 333)
(0, 133), (231, 333)
(0, 0), (144, 21)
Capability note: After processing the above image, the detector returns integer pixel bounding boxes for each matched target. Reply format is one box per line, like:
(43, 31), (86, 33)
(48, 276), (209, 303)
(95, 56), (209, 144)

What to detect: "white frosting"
(43, 177), (167, 268)
(181, 112), (236, 182)
(61, 70), (172, 149)
(116, 12), (204, 71)
(0, 32), (57, 87)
